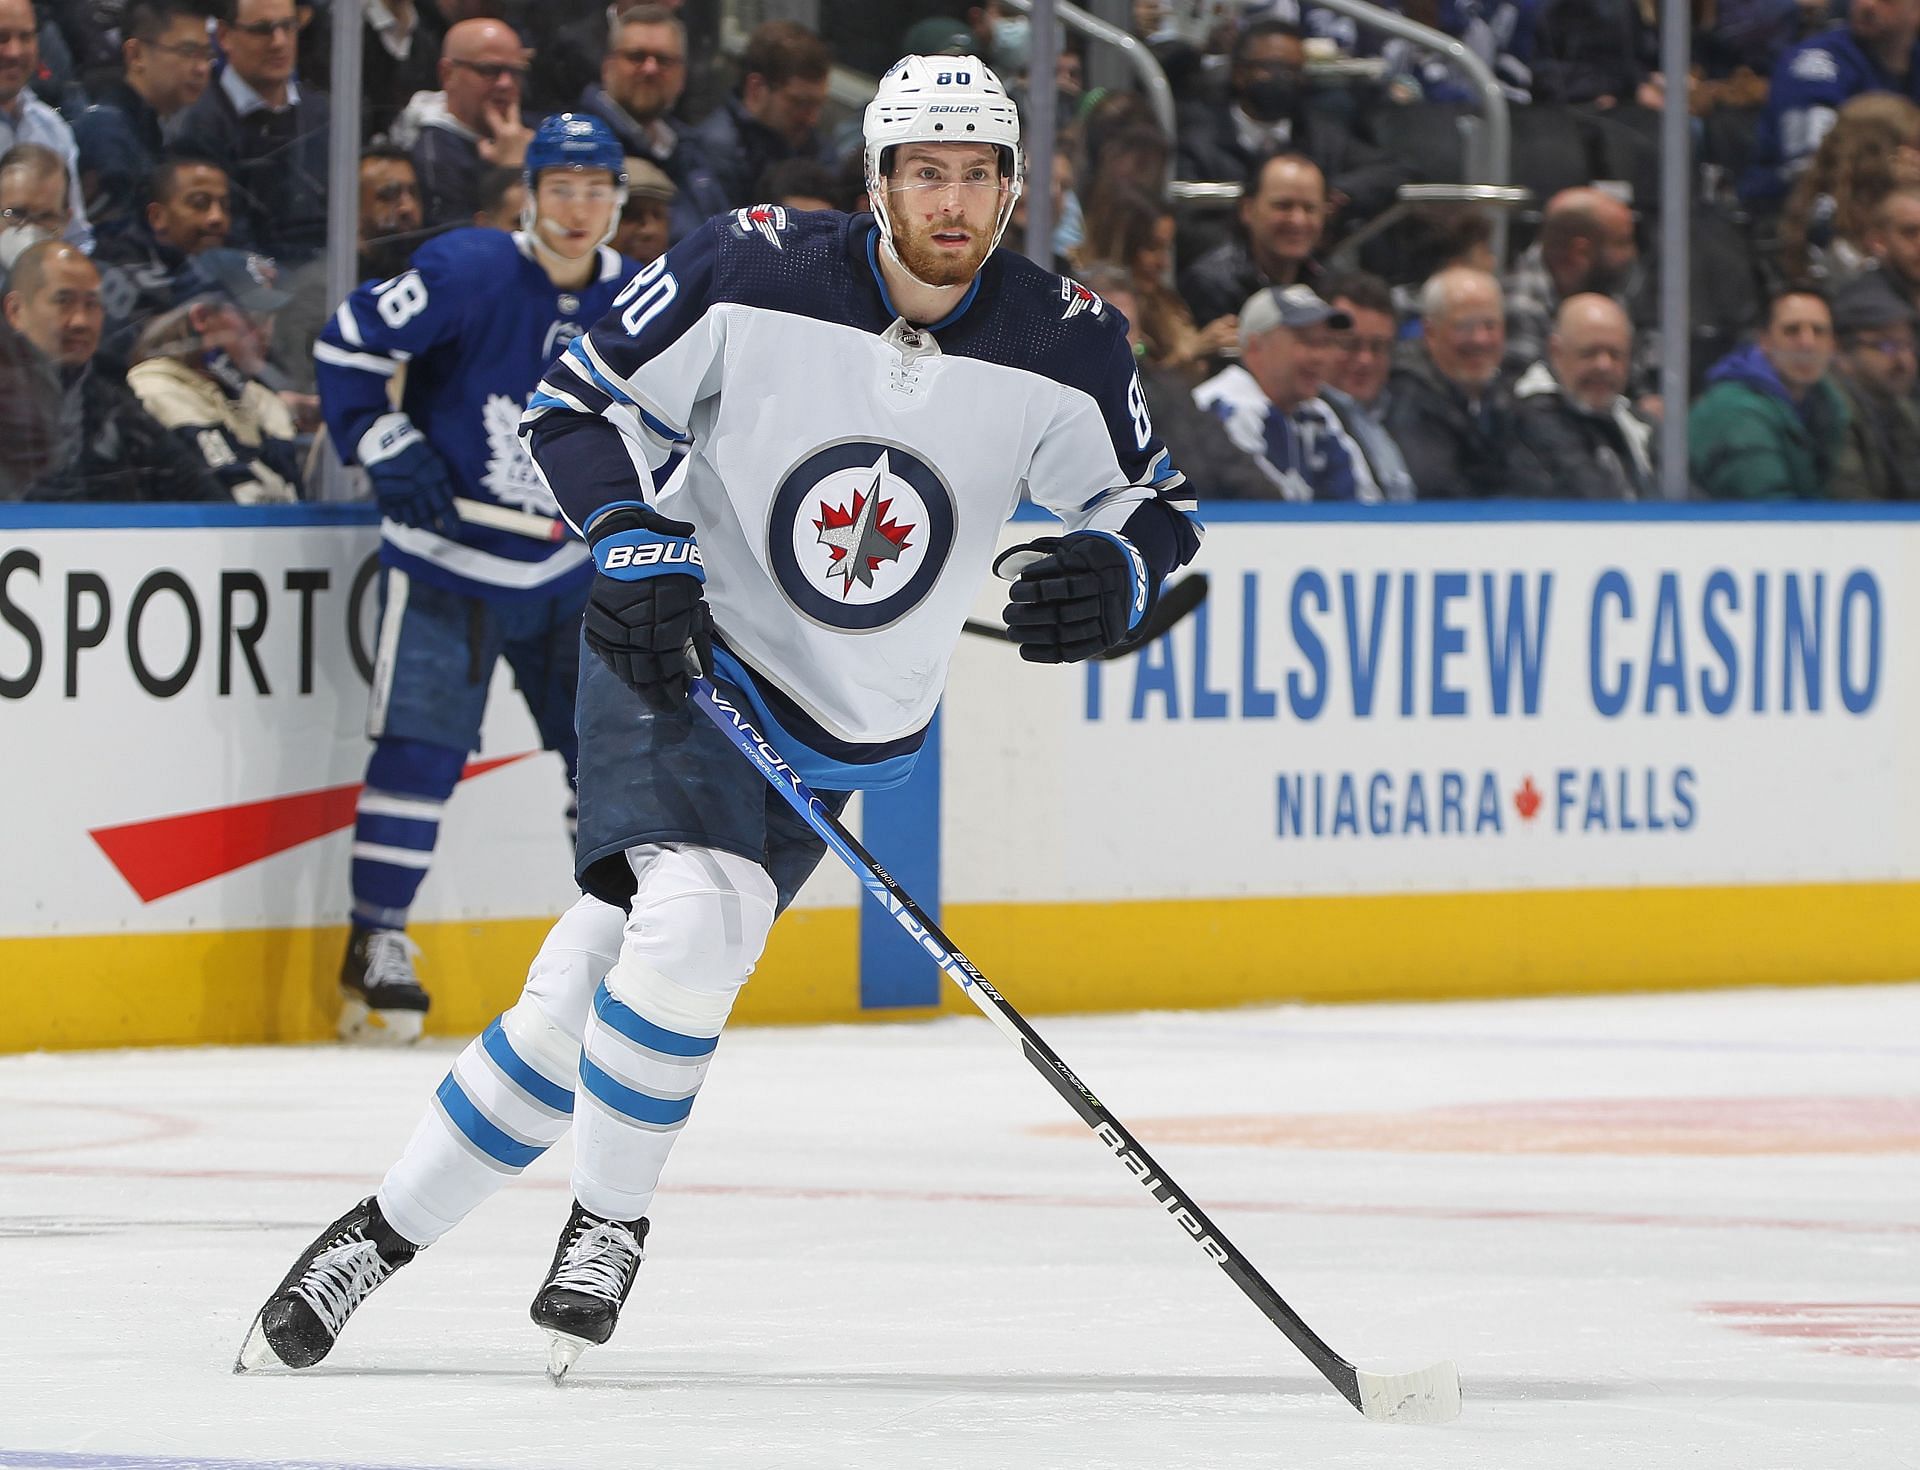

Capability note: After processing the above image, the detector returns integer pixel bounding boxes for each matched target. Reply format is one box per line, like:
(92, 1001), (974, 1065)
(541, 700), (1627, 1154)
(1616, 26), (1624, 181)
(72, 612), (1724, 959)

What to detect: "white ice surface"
(3, 983), (1918, 1470)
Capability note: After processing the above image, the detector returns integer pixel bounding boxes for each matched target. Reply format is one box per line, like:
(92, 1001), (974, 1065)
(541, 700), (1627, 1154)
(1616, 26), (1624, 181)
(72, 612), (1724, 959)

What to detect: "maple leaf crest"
(813, 454), (914, 596)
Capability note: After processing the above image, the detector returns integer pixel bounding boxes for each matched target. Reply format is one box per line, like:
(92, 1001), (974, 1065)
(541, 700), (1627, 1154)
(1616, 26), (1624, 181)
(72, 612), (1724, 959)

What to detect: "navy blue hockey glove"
(584, 503), (712, 710)
(998, 531), (1151, 664)
(358, 414), (458, 537)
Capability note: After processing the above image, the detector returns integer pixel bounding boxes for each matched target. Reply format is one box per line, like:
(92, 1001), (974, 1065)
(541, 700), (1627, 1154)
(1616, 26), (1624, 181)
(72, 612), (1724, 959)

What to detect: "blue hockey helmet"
(523, 112), (628, 190)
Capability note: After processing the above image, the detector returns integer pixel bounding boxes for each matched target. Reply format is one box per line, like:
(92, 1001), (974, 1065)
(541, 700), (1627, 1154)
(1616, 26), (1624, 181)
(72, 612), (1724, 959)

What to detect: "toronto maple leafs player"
(238, 55), (1200, 1377)
(314, 113), (637, 1044)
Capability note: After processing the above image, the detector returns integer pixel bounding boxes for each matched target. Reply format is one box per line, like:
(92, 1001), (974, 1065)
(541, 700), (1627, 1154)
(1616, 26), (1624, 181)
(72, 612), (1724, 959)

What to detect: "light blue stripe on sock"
(592, 981), (717, 1058)
(578, 1054), (697, 1126)
(436, 1074), (545, 1168)
(480, 1018), (575, 1113)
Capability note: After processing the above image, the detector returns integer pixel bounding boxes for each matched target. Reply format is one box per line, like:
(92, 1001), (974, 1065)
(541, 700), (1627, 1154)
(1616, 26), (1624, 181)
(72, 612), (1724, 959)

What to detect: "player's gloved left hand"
(358, 413), (460, 538)
(997, 531), (1151, 664)
(584, 503), (712, 711)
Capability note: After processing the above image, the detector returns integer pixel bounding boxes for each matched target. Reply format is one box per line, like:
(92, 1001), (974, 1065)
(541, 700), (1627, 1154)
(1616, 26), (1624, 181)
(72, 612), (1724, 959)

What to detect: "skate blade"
(545, 1331), (591, 1384)
(338, 995), (424, 1047)
(233, 1314), (281, 1375)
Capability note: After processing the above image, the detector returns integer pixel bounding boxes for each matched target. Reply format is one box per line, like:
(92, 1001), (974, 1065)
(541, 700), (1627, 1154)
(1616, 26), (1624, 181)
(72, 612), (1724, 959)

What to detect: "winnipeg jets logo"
(479, 393), (560, 515)
(1059, 277), (1105, 320)
(814, 454), (916, 596)
(770, 439), (955, 631)
(731, 204), (789, 250)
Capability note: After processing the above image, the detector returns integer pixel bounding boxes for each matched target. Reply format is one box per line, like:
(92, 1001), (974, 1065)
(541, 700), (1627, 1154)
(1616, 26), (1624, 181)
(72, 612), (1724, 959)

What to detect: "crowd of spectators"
(7, 0), (1920, 504)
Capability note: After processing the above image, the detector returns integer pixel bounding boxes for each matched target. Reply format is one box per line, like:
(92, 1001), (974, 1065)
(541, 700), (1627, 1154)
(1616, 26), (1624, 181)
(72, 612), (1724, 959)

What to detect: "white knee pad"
(519, 893), (628, 1045)
(619, 844), (779, 995)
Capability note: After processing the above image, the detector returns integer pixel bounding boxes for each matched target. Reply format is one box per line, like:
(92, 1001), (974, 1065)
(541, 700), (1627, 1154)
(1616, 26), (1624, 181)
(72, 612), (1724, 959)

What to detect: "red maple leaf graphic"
(813, 490), (914, 577)
(1514, 776), (1542, 821)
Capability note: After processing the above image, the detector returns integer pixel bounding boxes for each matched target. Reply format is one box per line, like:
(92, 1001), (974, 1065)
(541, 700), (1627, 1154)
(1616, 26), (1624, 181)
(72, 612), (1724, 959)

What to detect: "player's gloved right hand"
(358, 413), (459, 537)
(997, 531), (1151, 664)
(584, 503), (712, 710)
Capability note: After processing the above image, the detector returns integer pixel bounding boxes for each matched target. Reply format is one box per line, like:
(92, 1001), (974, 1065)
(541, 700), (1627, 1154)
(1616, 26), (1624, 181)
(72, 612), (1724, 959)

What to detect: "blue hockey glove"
(584, 503), (712, 710)
(358, 414), (459, 537)
(997, 531), (1151, 664)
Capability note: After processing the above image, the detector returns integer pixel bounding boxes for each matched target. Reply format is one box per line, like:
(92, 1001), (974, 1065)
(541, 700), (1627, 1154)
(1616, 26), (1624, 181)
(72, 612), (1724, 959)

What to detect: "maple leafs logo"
(814, 455), (914, 596)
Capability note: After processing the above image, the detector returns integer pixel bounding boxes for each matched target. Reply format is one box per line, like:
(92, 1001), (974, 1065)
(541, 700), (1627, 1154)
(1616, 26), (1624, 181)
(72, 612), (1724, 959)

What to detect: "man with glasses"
(575, 2), (726, 244)
(307, 113), (634, 1046)
(1513, 294), (1657, 501)
(0, 142), (71, 284)
(1321, 270), (1415, 501)
(691, 18), (836, 210)
(72, 0), (212, 243)
(1827, 273), (1920, 499)
(172, 0), (331, 261)
(0, 0), (91, 252)
(408, 17), (533, 228)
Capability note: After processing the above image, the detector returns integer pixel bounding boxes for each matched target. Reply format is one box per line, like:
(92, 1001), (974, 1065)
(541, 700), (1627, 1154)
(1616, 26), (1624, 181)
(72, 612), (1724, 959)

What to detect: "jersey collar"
(862, 222), (983, 334)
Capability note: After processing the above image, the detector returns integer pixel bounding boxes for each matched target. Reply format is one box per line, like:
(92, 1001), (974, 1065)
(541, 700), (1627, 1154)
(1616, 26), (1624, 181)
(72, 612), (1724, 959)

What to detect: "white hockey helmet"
(863, 54), (1025, 274)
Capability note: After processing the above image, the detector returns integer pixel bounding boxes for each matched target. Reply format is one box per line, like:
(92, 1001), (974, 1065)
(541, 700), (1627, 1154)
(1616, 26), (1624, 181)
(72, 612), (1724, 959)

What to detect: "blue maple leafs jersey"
(1743, 29), (1920, 202)
(521, 205), (1202, 787)
(316, 228), (638, 601)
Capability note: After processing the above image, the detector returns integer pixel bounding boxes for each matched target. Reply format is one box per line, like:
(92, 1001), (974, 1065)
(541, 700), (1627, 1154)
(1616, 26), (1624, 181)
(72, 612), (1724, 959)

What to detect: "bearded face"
(881, 143), (1012, 288)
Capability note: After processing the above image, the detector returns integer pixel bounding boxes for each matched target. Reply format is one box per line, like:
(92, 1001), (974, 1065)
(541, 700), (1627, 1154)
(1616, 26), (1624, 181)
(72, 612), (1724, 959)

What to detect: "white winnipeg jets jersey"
(524, 205), (1200, 786)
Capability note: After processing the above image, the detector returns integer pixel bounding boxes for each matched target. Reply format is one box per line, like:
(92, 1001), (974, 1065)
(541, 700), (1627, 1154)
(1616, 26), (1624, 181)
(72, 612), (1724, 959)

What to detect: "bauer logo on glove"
(996, 530), (1153, 664)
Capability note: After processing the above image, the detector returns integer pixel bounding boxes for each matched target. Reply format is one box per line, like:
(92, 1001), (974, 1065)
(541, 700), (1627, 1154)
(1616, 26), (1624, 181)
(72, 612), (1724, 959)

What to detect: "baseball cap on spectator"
(902, 17), (973, 56)
(624, 157), (676, 206)
(1239, 282), (1353, 336)
(1830, 272), (1917, 336)
(172, 248), (294, 314)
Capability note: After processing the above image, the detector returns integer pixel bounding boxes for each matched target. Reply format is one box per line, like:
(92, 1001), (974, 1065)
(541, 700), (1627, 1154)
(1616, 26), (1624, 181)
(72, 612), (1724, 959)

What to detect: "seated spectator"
(402, 18), (533, 229)
(272, 147), (424, 391)
(1380, 0), (1541, 104)
(1780, 93), (1920, 282)
(1505, 187), (1653, 387)
(1194, 283), (1386, 501)
(1179, 151), (1328, 328)
(1861, 183), (1920, 310)
(1174, 18), (1410, 223)
(72, 0), (213, 244)
(94, 156), (232, 366)
(1321, 269), (1416, 501)
(473, 164), (523, 230)
(1080, 262), (1277, 502)
(614, 157), (673, 263)
(575, 4), (729, 244)
(0, 142), (72, 286)
(128, 247), (303, 502)
(1008, 144), (1080, 272)
(1827, 272), (1920, 497)
(1690, 286), (1847, 499)
(1079, 183), (1236, 375)
(693, 20), (836, 211)
(171, 0), (332, 261)
(360, 0), (444, 142)
(1743, 0), (1920, 207)
(757, 157), (840, 212)
(0, 0), (91, 251)
(1514, 294), (1659, 500)
(1, 239), (224, 502)
(1385, 265), (1549, 498)
(1530, 0), (1655, 107)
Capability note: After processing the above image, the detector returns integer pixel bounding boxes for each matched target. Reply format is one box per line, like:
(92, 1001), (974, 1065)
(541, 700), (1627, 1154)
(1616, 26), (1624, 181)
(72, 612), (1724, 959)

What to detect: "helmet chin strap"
(870, 183), (1022, 299)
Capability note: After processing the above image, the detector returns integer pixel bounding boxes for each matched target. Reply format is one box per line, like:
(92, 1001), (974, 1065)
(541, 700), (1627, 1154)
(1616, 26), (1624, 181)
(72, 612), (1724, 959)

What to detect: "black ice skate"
(338, 927), (430, 1045)
(530, 1202), (648, 1382)
(234, 1196), (418, 1372)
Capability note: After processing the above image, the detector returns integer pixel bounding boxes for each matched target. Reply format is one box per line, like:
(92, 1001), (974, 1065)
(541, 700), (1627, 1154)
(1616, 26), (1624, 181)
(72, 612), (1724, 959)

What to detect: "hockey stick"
(962, 571), (1211, 658)
(687, 672), (1461, 1424)
(454, 497), (569, 542)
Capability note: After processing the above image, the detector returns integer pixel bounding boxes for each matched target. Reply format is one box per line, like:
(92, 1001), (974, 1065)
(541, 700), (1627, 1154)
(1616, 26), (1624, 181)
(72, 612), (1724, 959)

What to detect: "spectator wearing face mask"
(1174, 19), (1410, 225)
(1, 239), (224, 502)
(127, 246), (303, 502)
(691, 20), (836, 210)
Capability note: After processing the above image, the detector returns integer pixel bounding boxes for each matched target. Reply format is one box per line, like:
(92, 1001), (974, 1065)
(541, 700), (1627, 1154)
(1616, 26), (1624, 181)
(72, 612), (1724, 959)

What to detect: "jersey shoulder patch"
(726, 203), (800, 250)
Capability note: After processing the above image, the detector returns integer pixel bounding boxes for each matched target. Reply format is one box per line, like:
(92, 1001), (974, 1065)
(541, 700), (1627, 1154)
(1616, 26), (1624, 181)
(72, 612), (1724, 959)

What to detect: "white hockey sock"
(376, 895), (625, 1246)
(571, 960), (739, 1223)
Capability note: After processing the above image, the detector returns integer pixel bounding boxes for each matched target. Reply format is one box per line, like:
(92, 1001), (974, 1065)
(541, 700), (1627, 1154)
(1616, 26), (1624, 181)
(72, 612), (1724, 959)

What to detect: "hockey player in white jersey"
(238, 55), (1201, 1378)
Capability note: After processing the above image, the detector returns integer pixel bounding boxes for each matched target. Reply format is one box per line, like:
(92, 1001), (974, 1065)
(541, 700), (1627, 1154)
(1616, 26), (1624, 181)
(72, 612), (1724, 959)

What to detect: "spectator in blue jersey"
(1194, 283), (1386, 501)
(92, 156), (231, 367)
(1174, 20), (1410, 224)
(127, 246), (303, 502)
(312, 113), (637, 1045)
(574, 3), (729, 245)
(1690, 286), (1848, 499)
(71, 0), (214, 245)
(0, 0), (92, 253)
(1514, 294), (1659, 500)
(691, 19), (836, 210)
(1744, 0), (1920, 205)
(403, 17), (534, 229)
(170, 0), (331, 261)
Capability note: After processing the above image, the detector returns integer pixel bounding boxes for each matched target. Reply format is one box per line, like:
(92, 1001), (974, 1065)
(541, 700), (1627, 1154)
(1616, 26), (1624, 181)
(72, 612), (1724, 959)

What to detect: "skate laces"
(550, 1220), (642, 1302)
(294, 1236), (395, 1336)
(361, 930), (422, 994)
